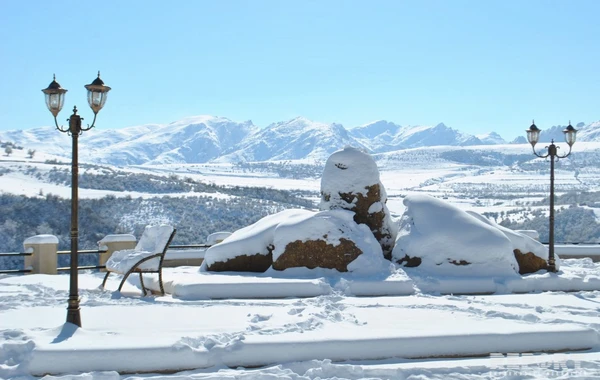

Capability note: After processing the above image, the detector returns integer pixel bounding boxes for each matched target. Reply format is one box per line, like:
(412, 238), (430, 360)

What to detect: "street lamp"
(42, 72), (111, 327)
(526, 120), (577, 273)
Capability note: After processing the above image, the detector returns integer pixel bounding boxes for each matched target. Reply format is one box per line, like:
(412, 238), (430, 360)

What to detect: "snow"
(3, 200), (600, 378)
(202, 209), (313, 268)
(320, 147), (381, 204)
(272, 209), (388, 275)
(4, 126), (600, 378)
(206, 231), (232, 245)
(1, 264), (600, 378)
(98, 234), (136, 245)
(393, 194), (521, 277)
(468, 210), (550, 262)
(22, 234), (58, 245)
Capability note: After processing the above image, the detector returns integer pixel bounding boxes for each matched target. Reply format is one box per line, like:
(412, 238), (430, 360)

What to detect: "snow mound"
(467, 211), (554, 266)
(392, 194), (520, 277)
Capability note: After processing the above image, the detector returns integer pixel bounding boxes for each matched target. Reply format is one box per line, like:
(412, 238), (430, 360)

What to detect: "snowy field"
(4, 144), (600, 221)
(1, 263), (600, 379)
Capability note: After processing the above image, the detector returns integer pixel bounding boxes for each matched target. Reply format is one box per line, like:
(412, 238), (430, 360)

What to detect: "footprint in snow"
(288, 308), (305, 316)
(250, 314), (272, 323)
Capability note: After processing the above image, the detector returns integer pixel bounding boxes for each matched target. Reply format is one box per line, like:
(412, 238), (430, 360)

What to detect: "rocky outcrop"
(513, 249), (548, 274)
(206, 249), (273, 272)
(392, 194), (521, 277)
(202, 209), (313, 273)
(273, 238), (362, 272)
(320, 147), (396, 259)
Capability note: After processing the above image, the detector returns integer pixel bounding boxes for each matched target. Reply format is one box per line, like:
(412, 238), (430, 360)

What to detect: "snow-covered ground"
(1, 264), (600, 379)
(4, 145), (600, 222)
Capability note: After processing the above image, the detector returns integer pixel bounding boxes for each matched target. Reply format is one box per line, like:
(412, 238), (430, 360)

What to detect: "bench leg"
(139, 272), (147, 296)
(101, 271), (111, 289)
(158, 271), (165, 295)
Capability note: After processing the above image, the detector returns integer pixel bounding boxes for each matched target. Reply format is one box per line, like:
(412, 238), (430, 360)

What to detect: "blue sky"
(1, 0), (598, 140)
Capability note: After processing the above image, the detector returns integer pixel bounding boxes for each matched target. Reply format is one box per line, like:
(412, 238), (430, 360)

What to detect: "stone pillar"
(23, 235), (59, 274)
(98, 234), (136, 271)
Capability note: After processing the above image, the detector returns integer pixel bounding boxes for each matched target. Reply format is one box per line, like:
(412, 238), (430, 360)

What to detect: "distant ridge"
(1, 116), (598, 165)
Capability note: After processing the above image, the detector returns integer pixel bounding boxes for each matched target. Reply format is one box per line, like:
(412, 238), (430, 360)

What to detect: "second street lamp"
(42, 72), (111, 327)
(525, 121), (577, 273)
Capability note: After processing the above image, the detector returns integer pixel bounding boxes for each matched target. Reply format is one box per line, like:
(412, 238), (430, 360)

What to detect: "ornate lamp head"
(42, 74), (68, 117)
(526, 120), (541, 147)
(84, 71), (111, 114)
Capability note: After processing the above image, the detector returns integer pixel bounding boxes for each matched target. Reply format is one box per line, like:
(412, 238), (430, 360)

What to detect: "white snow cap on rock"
(202, 209), (314, 269)
(467, 211), (555, 267)
(320, 146), (383, 209)
(273, 209), (389, 275)
(393, 194), (520, 277)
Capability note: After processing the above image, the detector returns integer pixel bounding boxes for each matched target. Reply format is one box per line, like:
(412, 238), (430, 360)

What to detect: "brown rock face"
(396, 254), (422, 267)
(326, 183), (395, 260)
(273, 238), (362, 272)
(514, 249), (548, 274)
(207, 246), (273, 272)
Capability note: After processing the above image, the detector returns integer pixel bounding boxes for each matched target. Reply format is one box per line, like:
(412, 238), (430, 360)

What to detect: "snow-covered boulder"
(392, 194), (521, 277)
(272, 209), (386, 274)
(467, 211), (554, 274)
(319, 147), (397, 259)
(202, 209), (313, 272)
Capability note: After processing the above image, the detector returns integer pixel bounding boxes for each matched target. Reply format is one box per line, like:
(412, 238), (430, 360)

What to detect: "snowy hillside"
(216, 117), (368, 163)
(350, 121), (494, 152)
(86, 116), (257, 165)
(477, 131), (506, 145)
(1, 115), (600, 166)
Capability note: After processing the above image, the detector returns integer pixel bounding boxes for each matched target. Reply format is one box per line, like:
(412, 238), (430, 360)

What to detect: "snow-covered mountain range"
(1, 116), (599, 166)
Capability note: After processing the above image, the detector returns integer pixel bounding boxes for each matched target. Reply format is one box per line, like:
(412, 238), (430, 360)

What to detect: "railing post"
(23, 235), (59, 274)
(98, 234), (136, 271)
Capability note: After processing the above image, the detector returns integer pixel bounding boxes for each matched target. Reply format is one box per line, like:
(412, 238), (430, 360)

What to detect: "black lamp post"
(525, 121), (577, 273)
(42, 73), (111, 327)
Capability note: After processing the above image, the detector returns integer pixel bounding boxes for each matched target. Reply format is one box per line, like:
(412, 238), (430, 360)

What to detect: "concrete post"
(23, 235), (59, 274)
(98, 234), (136, 271)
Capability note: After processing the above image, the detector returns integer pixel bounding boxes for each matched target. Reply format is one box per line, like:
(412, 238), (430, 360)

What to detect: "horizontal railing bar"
(169, 244), (211, 249)
(57, 265), (106, 272)
(0, 269), (32, 274)
(542, 242), (600, 245)
(0, 252), (32, 257)
(57, 249), (108, 255)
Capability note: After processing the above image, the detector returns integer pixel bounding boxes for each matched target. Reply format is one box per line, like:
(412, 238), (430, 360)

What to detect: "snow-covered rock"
(320, 147), (397, 259)
(392, 194), (521, 277)
(202, 209), (313, 272)
(202, 207), (387, 275)
(467, 211), (554, 273)
(272, 209), (387, 274)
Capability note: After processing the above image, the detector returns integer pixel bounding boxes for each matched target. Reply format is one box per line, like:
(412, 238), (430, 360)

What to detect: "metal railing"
(56, 249), (108, 272)
(0, 244), (212, 275)
(0, 252), (33, 274)
(168, 244), (211, 249)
